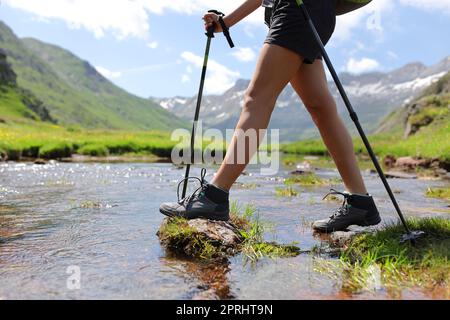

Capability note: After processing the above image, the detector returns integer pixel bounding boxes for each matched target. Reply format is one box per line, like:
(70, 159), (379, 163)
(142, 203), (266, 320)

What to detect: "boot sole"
(313, 215), (382, 233)
(159, 207), (230, 222)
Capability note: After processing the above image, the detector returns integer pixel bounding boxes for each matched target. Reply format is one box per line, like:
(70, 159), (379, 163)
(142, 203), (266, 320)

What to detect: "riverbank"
(281, 130), (450, 173)
(0, 122), (177, 161)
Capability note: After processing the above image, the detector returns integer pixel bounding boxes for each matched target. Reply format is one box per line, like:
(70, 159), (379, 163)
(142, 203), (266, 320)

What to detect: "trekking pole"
(296, 1), (425, 243)
(181, 10), (234, 200)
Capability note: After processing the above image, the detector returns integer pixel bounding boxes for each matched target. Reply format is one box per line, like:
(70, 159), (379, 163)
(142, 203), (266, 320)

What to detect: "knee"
(305, 98), (338, 125)
(242, 86), (276, 114)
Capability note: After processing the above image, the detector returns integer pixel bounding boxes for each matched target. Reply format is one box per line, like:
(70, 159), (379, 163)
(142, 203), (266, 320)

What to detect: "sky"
(0, 0), (449, 98)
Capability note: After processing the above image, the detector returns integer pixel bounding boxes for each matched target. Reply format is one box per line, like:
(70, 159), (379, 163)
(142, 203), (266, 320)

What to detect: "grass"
(157, 202), (301, 261)
(275, 186), (299, 197)
(284, 173), (341, 187)
(317, 218), (450, 296)
(426, 187), (450, 202)
(0, 121), (178, 160)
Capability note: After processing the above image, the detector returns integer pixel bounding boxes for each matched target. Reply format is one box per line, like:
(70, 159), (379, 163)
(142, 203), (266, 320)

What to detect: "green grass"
(157, 202), (301, 261)
(282, 123), (450, 164)
(0, 122), (177, 160)
(284, 173), (341, 187)
(318, 218), (450, 296)
(426, 187), (450, 202)
(275, 186), (299, 197)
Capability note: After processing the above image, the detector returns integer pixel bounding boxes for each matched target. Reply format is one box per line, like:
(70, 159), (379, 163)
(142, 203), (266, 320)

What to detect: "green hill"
(0, 20), (186, 131)
(0, 49), (54, 124)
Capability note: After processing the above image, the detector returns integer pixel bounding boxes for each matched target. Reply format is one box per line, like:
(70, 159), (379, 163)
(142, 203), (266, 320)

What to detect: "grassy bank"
(0, 122), (177, 160)
(318, 218), (450, 296)
(282, 129), (450, 164)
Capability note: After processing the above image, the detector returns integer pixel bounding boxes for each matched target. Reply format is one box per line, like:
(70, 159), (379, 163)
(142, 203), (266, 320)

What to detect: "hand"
(202, 12), (223, 33)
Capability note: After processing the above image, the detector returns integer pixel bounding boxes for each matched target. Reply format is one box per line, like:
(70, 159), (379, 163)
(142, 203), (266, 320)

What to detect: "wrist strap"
(207, 10), (235, 48)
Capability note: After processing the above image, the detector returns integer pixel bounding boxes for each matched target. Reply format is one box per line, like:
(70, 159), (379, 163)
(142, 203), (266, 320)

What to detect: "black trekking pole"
(297, 1), (425, 243)
(181, 10), (234, 200)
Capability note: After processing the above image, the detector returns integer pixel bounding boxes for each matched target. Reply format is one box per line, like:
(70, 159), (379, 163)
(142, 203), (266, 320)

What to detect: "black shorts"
(264, 0), (336, 64)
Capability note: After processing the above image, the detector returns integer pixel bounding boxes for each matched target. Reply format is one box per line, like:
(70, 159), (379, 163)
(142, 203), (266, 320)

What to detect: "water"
(0, 160), (448, 300)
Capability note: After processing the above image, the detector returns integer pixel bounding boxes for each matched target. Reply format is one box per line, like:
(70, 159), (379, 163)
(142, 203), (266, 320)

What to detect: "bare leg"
(290, 60), (368, 195)
(212, 44), (303, 191)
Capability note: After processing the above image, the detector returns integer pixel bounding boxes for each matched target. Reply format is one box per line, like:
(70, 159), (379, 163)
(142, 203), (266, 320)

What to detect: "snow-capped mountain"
(154, 56), (450, 141)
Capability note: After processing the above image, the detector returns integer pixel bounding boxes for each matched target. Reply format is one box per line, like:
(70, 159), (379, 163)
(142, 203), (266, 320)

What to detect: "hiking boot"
(313, 189), (381, 233)
(159, 168), (230, 221)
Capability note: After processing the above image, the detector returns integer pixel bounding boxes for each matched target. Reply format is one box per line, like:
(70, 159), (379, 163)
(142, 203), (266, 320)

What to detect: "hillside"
(0, 21), (186, 131)
(157, 57), (450, 141)
(0, 49), (53, 123)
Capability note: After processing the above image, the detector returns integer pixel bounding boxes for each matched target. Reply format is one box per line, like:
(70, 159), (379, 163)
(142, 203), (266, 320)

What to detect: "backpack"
(334, 0), (372, 15)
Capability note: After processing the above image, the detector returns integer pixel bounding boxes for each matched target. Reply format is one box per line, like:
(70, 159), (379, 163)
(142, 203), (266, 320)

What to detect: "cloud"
(146, 41), (158, 49)
(333, 0), (393, 41)
(181, 51), (240, 94)
(3, 0), (150, 39)
(231, 47), (257, 63)
(3, 0), (263, 40)
(345, 57), (380, 74)
(95, 66), (122, 79)
(400, 0), (450, 14)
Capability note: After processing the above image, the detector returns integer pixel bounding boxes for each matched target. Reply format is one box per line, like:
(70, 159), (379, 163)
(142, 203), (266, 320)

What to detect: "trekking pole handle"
(207, 10), (235, 48)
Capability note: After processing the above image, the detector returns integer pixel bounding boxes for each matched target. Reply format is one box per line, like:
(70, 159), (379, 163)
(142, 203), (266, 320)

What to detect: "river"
(0, 159), (448, 299)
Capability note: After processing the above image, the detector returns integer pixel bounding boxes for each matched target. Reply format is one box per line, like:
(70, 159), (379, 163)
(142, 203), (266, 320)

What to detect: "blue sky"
(0, 0), (449, 98)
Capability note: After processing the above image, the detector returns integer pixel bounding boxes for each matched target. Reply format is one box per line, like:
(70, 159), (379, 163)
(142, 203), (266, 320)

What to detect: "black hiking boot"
(313, 189), (381, 233)
(159, 169), (230, 221)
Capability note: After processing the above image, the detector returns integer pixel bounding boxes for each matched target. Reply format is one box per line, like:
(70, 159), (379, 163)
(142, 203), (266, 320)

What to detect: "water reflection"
(161, 253), (233, 300)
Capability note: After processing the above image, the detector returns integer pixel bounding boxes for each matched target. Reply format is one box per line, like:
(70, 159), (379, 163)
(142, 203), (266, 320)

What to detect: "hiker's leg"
(212, 44), (303, 191)
(290, 60), (368, 195)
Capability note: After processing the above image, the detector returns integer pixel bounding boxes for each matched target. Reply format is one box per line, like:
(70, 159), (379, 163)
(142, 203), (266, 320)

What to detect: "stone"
(34, 159), (47, 165)
(157, 218), (243, 259)
(330, 225), (379, 247)
(395, 156), (428, 170)
(385, 171), (418, 179)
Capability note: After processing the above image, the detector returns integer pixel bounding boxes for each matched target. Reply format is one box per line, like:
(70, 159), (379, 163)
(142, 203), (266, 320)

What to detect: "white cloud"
(231, 47), (257, 63)
(146, 41), (158, 49)
(181, 74), (191, 83)
(181, 51), (240, 94)
(345, 57), (380, 74)
(95, 66), (122, 79)
(334, 0), (393, 41)
(400, 0), (450, 15)
(3, 0), (263, 40)
(4, 0), (150, 39)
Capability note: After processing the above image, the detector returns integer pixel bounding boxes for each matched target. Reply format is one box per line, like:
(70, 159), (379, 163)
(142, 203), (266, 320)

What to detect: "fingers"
(202, 13), (218, 30)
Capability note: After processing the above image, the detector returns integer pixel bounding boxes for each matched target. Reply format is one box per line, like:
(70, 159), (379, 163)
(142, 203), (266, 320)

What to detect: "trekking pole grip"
(207, 9), (235, 48)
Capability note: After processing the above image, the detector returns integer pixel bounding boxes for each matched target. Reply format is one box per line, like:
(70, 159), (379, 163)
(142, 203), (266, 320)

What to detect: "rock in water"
(330, 225), (379, 247)
(157, 218), (244, 259)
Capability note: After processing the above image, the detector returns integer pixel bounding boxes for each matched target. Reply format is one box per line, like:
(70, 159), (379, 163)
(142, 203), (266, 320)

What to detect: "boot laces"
(323, 189), (351, 220)
(176, 168), (208, 206)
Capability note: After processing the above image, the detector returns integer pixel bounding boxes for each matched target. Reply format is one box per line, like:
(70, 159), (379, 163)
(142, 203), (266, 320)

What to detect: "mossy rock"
(157, 218), (243, 259)
(157, 206), (302, 261)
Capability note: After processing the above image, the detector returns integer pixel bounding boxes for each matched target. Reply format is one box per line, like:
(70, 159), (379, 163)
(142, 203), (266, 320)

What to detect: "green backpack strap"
(295, 0), (372, 16)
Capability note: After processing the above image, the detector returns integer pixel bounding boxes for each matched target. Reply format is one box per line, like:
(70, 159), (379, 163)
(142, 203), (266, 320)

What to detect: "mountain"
(376, 71), (449, 138)
(0, 21), (186, 131)
(0, 48), (54, 123)
(156, 57), (450, 141)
